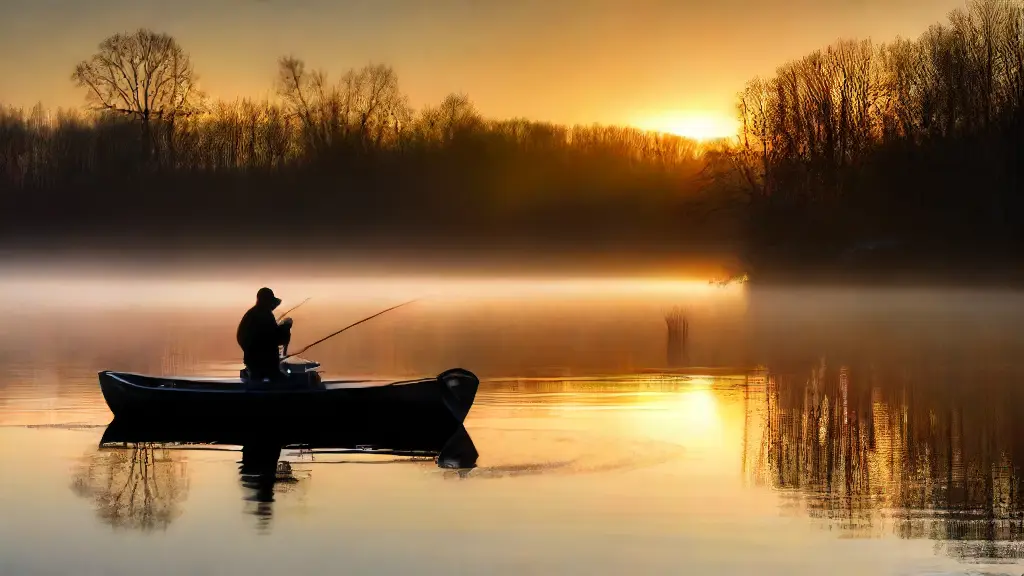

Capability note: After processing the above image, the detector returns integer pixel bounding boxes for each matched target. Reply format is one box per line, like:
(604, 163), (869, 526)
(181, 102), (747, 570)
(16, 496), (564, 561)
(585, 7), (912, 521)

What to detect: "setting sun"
(633, 111), (740, 142)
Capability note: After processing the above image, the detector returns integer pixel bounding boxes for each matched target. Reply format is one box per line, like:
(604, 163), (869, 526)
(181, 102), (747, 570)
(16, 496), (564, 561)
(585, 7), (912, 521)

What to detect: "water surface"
(1, 273), (1023, 575)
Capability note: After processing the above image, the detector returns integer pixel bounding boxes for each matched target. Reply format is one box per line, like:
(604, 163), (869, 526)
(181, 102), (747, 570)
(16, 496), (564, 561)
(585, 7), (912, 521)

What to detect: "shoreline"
(1, 238), (1022, 290)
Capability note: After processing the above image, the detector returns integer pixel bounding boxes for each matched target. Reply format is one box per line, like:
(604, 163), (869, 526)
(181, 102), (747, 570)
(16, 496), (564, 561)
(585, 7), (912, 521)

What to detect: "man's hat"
(256, 287), (282, 309)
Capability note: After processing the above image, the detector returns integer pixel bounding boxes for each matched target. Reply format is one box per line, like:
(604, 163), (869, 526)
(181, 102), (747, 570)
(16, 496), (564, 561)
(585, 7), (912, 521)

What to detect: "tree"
(417, 93), (481, 144)
(72, 29), (203, 162)
(277, 56), (411, 156)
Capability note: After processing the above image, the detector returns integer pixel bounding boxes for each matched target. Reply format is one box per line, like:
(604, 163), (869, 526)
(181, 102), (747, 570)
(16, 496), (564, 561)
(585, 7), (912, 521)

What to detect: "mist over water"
(2, 261), (1024, 575)
(0, 258), (749, 380)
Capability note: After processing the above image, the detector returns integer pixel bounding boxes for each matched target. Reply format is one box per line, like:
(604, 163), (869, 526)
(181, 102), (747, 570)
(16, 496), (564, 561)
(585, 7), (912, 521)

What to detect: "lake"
(2, 267), (1024, 575)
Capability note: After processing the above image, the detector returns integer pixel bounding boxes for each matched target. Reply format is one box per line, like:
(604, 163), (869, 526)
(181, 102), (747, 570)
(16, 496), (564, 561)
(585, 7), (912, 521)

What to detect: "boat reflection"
(97, 415), (479, 468)
(77, 417), (478, 531)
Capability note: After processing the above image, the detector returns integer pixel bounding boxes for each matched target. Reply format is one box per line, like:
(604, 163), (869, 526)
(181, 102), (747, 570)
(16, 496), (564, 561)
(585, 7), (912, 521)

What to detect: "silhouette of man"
(236, 287), (293, 382)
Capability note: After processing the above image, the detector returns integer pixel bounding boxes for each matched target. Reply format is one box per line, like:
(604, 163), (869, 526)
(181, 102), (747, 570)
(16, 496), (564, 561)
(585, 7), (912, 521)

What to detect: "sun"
(633, 111), (739, 142)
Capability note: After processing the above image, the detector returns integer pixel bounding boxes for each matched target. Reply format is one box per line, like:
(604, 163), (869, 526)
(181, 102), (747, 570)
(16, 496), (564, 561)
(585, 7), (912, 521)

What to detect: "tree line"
(0, 30), (717, 253)
(2, 0), (1023, 276)
(717, 0), (1024, 274)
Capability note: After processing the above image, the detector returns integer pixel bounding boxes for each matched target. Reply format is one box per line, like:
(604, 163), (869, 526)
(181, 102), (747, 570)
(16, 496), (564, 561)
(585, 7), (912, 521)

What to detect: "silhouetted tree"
(276, 57), (410, 157)
(9, 2), (1024, 271)
(72, 29), (204, 164)
(724, 0), (1024, 273)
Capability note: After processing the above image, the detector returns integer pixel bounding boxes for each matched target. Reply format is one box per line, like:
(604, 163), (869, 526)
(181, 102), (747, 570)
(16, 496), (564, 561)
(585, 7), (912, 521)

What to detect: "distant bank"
(2, 233), (1021, 290)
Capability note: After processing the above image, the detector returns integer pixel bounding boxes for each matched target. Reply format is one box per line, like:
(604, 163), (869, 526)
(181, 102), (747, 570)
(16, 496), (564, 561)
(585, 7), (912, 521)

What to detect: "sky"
(0, 0), (967, 138)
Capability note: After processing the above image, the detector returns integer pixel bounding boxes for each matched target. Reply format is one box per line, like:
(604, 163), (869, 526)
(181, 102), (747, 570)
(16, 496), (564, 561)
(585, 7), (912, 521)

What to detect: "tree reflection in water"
(743, 360), (1024, 561)
(70, 443), (189, 532)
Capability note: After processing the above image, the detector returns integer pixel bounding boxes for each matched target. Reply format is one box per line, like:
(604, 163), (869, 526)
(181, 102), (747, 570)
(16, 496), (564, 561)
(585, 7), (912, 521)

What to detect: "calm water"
(2, 271), (1024, 575)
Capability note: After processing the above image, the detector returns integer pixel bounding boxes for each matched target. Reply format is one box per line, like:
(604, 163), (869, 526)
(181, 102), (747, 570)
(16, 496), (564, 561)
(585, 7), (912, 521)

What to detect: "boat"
(97, 358), (480, 456)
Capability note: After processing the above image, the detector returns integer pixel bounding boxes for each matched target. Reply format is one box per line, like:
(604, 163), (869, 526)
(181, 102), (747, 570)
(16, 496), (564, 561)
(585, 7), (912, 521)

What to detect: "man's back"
(237, 304), (281, 375)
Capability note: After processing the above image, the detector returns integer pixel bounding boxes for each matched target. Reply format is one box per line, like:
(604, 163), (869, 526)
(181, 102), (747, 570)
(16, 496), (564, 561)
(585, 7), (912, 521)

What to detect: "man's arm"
(276, 317), (293, 357)
(276, 317), (293, 343)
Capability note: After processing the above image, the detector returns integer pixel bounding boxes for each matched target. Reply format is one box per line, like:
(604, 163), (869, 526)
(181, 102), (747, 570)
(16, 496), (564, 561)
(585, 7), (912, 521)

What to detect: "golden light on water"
(669, 379), (724, 445)
(621, 377), (730, 453)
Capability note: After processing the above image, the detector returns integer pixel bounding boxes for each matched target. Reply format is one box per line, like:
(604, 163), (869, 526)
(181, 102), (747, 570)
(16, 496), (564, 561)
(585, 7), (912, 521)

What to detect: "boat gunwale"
(99, 371), (442, 394)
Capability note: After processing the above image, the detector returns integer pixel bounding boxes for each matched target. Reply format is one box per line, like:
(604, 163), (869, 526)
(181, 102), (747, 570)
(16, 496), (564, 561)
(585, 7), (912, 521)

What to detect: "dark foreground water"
(2, 271), (1024, 575)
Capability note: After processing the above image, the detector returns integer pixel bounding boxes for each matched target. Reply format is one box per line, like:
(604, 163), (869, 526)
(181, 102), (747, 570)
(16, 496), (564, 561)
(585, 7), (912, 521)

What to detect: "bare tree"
(72, 29), (203, 162)
(437, 93), (480, 140)
(417, 93), (480, 144)
(277, 57), (410, 154)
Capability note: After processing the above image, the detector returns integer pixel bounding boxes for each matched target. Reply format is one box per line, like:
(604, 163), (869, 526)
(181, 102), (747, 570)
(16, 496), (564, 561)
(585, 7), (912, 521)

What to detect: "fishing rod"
(282, 299), (420, 360)
(276, 297), (311, 322)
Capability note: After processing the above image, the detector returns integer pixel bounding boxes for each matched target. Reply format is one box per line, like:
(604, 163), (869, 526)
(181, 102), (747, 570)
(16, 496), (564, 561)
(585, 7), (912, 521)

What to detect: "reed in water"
(665, 306), (689, 367)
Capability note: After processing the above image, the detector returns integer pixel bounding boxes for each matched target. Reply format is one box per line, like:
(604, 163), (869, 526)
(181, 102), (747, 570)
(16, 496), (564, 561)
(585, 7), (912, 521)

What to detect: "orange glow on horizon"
(634, 111), (740, 142)
(0, 274), (747, 308)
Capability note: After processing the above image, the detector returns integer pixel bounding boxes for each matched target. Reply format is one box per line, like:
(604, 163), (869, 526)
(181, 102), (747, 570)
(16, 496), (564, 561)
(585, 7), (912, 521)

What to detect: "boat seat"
(240, 368), (325, 390)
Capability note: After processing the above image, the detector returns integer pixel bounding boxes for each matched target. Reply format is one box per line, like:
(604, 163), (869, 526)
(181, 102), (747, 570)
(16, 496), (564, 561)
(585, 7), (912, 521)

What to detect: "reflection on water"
(744, 360), (1024, 562)
(85, 415), (480, 535)
(69, 444), (190, 531)
(239, 445), (307, 533)
(71, 440), (315, 535)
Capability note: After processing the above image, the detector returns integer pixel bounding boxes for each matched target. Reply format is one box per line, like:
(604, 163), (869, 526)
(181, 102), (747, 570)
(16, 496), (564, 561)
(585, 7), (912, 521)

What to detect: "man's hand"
(280, 317), (294, 327)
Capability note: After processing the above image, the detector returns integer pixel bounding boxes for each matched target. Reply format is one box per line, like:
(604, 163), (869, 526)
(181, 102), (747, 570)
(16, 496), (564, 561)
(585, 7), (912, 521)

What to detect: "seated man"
(236, 287), (293, 382)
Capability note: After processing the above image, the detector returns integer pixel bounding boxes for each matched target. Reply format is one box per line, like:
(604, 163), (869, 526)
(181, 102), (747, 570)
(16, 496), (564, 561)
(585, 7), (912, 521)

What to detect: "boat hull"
(97, 368), (480, 450)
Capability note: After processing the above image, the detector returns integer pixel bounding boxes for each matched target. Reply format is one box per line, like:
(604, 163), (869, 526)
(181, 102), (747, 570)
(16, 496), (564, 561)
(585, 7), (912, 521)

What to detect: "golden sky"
(0, 0), (966, 137)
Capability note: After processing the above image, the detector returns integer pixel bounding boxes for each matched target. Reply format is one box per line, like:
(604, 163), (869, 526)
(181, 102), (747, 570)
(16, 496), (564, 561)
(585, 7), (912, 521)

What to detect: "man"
(236, 287), (293, 382)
